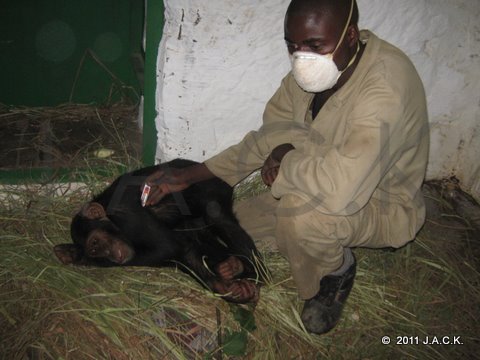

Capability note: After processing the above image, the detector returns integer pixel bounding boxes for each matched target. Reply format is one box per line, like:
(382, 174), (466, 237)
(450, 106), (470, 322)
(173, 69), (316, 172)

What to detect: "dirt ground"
(0, 103), (141, 170)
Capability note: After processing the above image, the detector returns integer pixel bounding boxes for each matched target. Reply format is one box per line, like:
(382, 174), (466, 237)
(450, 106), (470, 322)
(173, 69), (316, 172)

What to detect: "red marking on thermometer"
(141, 184), (151, 207)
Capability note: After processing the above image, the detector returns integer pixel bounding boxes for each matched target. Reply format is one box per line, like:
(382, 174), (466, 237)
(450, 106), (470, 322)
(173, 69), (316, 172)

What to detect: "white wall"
(155, 0), (480, 199)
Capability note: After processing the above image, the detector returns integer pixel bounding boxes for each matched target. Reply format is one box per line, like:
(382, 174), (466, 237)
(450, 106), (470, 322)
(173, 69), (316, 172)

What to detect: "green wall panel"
(143, 0), (163, 166)
(0, 0), (144, 106)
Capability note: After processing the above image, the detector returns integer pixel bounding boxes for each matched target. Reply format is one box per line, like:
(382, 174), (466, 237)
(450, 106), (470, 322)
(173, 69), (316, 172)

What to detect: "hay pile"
(0, 103), (141, 170)
(0, 170), (479, 359)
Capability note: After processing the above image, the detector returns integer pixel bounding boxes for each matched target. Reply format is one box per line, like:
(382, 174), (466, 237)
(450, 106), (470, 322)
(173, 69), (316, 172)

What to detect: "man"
(144, 0), (429, 334)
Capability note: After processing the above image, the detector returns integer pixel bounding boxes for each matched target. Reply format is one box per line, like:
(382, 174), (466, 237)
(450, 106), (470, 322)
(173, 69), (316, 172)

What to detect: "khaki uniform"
(205, 31), (429, 299)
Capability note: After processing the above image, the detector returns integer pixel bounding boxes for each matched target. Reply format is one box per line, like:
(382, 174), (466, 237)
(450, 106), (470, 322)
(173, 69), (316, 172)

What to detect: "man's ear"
(346, 24), (359, 47)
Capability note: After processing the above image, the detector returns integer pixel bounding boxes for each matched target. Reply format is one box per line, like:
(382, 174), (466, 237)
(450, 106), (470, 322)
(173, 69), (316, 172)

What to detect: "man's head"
(284, 0), (360, 73)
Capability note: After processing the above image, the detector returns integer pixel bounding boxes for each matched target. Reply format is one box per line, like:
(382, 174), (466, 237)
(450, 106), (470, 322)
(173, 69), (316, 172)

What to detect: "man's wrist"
(272, 144), (295, 163)
(185, 163), (215, 185)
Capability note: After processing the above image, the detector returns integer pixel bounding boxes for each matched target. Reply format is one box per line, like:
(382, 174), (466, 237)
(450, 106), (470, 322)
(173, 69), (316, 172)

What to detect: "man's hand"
(141, 162), (215, 206)
(261, 143), (295, 186)
(261, 155), (280, 186)
(142, 167), (189, 206)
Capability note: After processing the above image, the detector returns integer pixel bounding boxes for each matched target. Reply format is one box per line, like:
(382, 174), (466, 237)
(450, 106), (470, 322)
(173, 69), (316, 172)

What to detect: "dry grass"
(1, 103), (479, 360)
(0, 103), (141, 171)
(1, 169), (479, 359)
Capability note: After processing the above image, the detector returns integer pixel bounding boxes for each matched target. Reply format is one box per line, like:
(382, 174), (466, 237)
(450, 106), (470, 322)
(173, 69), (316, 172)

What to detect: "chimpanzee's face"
(69, 202), (135, 264)
(84, 227), (134, 264)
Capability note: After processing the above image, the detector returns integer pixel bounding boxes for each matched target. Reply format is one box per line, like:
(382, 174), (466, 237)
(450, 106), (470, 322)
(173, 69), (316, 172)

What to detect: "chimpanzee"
(54, 159), (264, 303)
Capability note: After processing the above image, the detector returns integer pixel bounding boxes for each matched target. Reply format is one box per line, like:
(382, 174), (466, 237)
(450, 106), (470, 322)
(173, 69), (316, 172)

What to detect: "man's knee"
(275, 194), (349, 257)
(275, 193), (317, 220)
(276, 194), (349, 237)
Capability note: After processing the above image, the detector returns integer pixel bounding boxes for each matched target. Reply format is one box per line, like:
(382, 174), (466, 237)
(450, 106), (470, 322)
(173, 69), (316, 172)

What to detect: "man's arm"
(204, 72), (304, 186)
(261, 143), (295, 186)
(143, 163), (215, 206)
(143, 72), (303, 205)
(271, 76), (416, 215)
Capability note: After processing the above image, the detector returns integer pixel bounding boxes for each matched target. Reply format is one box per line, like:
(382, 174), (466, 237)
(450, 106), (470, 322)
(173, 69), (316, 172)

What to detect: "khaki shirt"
(205, 31), (429, 242)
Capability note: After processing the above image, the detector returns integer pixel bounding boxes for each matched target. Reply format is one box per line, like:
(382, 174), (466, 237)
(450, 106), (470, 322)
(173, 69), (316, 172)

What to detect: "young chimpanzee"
(54, 159), (264, 303)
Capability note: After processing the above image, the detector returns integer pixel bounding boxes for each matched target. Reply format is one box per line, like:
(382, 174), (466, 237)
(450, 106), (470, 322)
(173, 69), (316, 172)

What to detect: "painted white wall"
(155, 0), (480, 199)
(155, 0), (291, 161)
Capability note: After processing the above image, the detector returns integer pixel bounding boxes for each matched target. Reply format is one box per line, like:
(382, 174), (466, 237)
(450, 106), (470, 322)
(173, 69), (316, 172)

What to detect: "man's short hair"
(286, 0), (359, 26)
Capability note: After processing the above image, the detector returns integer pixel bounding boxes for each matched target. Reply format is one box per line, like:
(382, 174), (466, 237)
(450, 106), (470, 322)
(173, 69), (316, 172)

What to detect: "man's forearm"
(184, 162), (216, 184)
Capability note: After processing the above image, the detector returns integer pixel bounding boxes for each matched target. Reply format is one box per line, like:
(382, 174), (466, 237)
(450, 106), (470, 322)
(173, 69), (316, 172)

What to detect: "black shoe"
(300, 254), (356, 334)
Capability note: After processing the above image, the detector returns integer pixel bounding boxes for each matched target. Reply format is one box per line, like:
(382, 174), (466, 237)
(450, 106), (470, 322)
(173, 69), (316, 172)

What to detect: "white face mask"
(290, 0), (358, 93)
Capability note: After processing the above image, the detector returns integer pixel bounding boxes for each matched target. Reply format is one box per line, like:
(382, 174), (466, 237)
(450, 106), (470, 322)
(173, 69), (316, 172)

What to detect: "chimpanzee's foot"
(211, 279), (259, 304)
(215, 256), (245, 280)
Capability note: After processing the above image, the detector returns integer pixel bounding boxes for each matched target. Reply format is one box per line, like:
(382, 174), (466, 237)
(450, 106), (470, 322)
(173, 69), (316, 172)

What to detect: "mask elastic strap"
(332, 0), (355, 55)
(340, 41), (360, 74)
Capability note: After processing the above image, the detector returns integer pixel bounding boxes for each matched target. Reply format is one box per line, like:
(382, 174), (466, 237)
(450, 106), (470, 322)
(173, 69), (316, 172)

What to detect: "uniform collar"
(333, 30), (380, 105)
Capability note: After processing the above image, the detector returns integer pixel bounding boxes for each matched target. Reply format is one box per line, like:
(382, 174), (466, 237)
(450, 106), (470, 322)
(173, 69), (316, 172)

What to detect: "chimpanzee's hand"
(261, 143), (295, 186)
(142, 167), (189, 206)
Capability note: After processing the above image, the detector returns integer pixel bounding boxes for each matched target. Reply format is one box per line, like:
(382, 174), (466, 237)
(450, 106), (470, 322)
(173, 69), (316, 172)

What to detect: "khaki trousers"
(233, 192), (397, 299)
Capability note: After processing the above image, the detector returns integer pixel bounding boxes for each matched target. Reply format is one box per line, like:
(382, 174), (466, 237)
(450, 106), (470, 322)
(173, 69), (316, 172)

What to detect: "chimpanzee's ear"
(81, 202), (106, 219)
(53, 244), (85, 265)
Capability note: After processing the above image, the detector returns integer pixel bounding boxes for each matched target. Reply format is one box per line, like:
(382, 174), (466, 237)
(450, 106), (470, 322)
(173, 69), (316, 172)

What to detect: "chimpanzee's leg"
(180, 238), (259, 304)
(208, 216), (266, 282)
